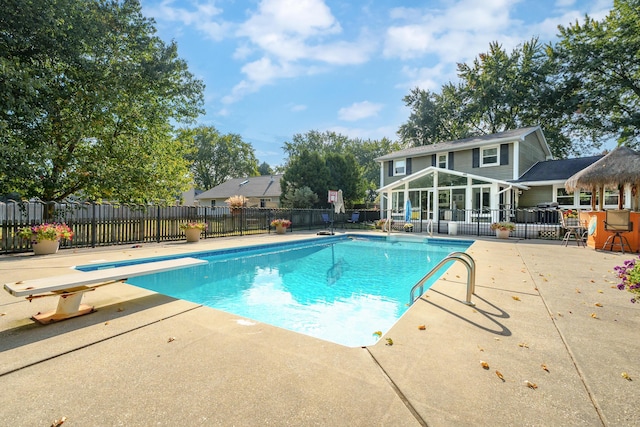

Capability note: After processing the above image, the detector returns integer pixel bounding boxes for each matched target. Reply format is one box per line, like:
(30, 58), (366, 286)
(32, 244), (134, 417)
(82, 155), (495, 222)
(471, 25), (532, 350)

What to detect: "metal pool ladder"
(409, 252), (476, 306)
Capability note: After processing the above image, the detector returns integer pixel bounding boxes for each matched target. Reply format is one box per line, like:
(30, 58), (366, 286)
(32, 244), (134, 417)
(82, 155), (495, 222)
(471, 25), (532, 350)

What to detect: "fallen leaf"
(495, 370), (504, 381)
(117, 307), (125, 312)
(51, 416), (67, 427)
(524, 380), (538, 389)
(167, 337), (176, 343)
(594, 303), (603, 307)
(104, 322), (109, 325)
(478, 345), (484, 352)
(590, 313), (598, 319)
(557, 312), (563, 317)
(385, 338), (394, 346)
(512, 296), (521, 301)
(494, 337), (501, 341)
(418, 325), (426, 330)
(597, 290), (603, 293)
(575, 288), (581, 293)
(541, 364), (549, 372)
(480, 361), (490, 369)
(518, 342), (529, 348)
(373, 331), (382, 337)
(621, 372), (632, 381)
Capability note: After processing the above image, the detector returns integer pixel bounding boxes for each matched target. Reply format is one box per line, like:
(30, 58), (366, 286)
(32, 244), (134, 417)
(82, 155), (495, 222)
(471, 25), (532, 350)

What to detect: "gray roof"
(515, 155), (604, 183)
(196, 175), (282, 200)
(376, 126), (547, 161)
(565, 146), (640, 191)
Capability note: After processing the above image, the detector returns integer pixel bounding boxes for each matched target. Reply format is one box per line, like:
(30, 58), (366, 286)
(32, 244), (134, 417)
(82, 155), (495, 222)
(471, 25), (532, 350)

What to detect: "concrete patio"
(1, 231), (639, 426)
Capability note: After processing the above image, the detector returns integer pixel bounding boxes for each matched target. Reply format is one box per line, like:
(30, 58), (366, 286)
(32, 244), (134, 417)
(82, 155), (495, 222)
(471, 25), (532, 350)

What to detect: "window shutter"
(432, 154), (436, 167)
(472, 148), (480, 168)
(388, 161), (393, 176)
(500, 144), (509, 165)
(406, 158), (412, 175)
(448, 152), (454, 170)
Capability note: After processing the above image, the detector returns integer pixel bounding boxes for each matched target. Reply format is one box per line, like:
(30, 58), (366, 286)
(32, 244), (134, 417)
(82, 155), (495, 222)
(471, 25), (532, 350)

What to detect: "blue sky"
(141, 0), (613, 167)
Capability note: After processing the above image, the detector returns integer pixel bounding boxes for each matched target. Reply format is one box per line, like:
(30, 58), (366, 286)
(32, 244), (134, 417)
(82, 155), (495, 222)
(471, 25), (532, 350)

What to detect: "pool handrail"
(409, 251), (476, 306)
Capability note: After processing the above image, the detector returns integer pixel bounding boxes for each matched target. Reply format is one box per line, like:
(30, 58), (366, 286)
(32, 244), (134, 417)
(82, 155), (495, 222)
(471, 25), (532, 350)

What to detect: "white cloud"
(338, 101), (384, 122)
(291, 104), (307, 112)
(144, 0), (229, 41)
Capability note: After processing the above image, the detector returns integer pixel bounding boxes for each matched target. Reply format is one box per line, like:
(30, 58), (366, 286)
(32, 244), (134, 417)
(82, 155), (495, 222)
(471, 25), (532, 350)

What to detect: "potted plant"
(271, 218), (291, 234)
(15, 223), (74, 255)
(490, 221), (515, 239)
(403, 223), (413, 232)
(225, 195), (248, 214)
(614, 256), (640, 303)
(180, 222), (207, 242)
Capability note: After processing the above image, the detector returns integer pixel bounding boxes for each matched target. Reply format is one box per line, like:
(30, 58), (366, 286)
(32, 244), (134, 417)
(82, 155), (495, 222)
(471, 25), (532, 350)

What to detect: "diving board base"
(32, 292), (95, 324)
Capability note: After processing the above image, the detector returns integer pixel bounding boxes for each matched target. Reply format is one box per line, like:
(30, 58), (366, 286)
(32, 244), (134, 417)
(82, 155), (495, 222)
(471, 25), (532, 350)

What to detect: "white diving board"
(4, 257), (207, 324)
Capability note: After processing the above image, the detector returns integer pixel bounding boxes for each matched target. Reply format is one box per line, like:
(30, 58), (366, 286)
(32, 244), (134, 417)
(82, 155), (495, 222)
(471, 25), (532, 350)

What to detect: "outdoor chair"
(346, 212), (360, 228)
(603, 210), (633, 253)
(321, 213), (333, 229)
(560, 211), (586, 247)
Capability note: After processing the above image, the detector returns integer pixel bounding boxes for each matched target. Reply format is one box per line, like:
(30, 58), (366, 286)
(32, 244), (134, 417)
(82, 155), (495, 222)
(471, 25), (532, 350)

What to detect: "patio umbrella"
(565, 146), (640, 210)
(405, 199), (412, 222)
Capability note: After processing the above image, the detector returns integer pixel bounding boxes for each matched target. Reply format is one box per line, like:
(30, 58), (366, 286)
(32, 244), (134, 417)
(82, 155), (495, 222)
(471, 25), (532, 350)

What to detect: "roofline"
(377, 166), (530, 192)
(375, 126), (551, 162)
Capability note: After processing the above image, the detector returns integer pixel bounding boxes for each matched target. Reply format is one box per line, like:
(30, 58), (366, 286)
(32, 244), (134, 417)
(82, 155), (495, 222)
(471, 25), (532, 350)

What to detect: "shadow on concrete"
(419, 289), (512, 336)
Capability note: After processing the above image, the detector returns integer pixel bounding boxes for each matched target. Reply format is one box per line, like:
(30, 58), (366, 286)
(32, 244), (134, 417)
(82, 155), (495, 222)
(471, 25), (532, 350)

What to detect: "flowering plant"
(16, 223), (74, 243)
(179, 222), (207, 231)
(490, 221), (515, 231)
(403, 223), (414, 230)
(271, 218), (291, 228)
(563, 209), (578, 219)
(614, 256), (640, 303)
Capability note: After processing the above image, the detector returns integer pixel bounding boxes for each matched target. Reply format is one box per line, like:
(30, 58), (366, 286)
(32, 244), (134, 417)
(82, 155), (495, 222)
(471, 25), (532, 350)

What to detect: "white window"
(438, 154), (447, 169)
(556, 187), (574, 206)
(394, 159), (406, 176)
(481, 146), (499, 167)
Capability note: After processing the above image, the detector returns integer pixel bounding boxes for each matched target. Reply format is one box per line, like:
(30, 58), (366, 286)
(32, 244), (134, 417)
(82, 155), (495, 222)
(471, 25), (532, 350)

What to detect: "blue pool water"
(80, 235), (471, 347)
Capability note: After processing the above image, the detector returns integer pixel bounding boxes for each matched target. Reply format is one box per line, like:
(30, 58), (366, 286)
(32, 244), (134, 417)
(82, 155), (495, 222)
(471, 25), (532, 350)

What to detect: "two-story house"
(375, 126), (610, 224)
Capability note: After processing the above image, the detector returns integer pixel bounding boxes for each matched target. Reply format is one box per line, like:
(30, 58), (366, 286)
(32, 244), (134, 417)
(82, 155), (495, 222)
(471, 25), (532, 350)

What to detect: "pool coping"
(1, 230), (638, 425)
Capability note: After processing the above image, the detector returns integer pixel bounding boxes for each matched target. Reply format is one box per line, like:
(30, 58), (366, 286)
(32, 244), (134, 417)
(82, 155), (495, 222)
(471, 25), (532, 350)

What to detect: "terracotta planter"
(495, 229), (511, 239)
(275, 225), (286, 235)
(184, 228), (201, 242)
(32, 239), (60, 255)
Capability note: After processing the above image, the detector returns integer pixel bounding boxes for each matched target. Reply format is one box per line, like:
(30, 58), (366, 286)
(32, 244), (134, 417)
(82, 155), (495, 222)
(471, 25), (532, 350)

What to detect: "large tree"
(280, 150), (330, 208)
(0, 0), (204, 202)
(282, 131), (401, 205)
(180, 126), (258, 190)
(550, 0), (640, 148)
(398, 38), (573, 156)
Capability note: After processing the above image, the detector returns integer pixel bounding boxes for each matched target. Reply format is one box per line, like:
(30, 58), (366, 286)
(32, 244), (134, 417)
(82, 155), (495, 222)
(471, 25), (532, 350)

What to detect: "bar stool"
(602, 210), (633, 253)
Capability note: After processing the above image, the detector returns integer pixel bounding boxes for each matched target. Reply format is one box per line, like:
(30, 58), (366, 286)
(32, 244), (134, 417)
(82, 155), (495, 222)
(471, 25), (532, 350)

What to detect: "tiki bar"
(564, 146), (640, 253)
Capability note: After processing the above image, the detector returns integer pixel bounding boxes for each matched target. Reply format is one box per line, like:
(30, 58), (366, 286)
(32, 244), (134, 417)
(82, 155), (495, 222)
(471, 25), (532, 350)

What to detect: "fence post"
(156, 206), (161, 243)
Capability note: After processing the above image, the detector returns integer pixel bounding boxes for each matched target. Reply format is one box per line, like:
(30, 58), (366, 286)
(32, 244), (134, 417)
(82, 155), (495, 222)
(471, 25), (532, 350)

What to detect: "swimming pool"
(79, 235), (471, 347)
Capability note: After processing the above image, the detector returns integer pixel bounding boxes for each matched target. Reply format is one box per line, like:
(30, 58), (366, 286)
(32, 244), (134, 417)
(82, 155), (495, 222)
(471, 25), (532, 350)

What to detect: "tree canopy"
(399, 0), (640, 157)
(179, 126), (258, 190)
(282, 130), (401, 205)
(550, 0), (640, 149)
(0, 0), (204, 202)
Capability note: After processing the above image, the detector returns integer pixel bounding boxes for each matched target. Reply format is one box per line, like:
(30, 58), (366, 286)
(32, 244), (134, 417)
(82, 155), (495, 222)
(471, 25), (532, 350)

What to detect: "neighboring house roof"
(375, 126), (550, 161)
(195, 175), (282, 200)
(515, 155), (604, 185)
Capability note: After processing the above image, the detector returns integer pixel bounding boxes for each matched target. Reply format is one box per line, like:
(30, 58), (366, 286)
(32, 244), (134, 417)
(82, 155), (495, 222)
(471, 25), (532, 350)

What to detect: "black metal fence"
(0, 200), (381, 254)
(397, 207), (564, 240)
(1, 200), (568, 254)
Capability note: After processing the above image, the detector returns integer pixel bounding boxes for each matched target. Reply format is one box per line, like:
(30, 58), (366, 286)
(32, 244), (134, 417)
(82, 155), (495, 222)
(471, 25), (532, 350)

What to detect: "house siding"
(519, 133), (547, 176)
(518, 185), (554, 207)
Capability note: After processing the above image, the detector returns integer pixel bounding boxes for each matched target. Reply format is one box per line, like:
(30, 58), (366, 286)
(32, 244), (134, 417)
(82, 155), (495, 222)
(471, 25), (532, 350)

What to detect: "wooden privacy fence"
(0, 200), (380, 254)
